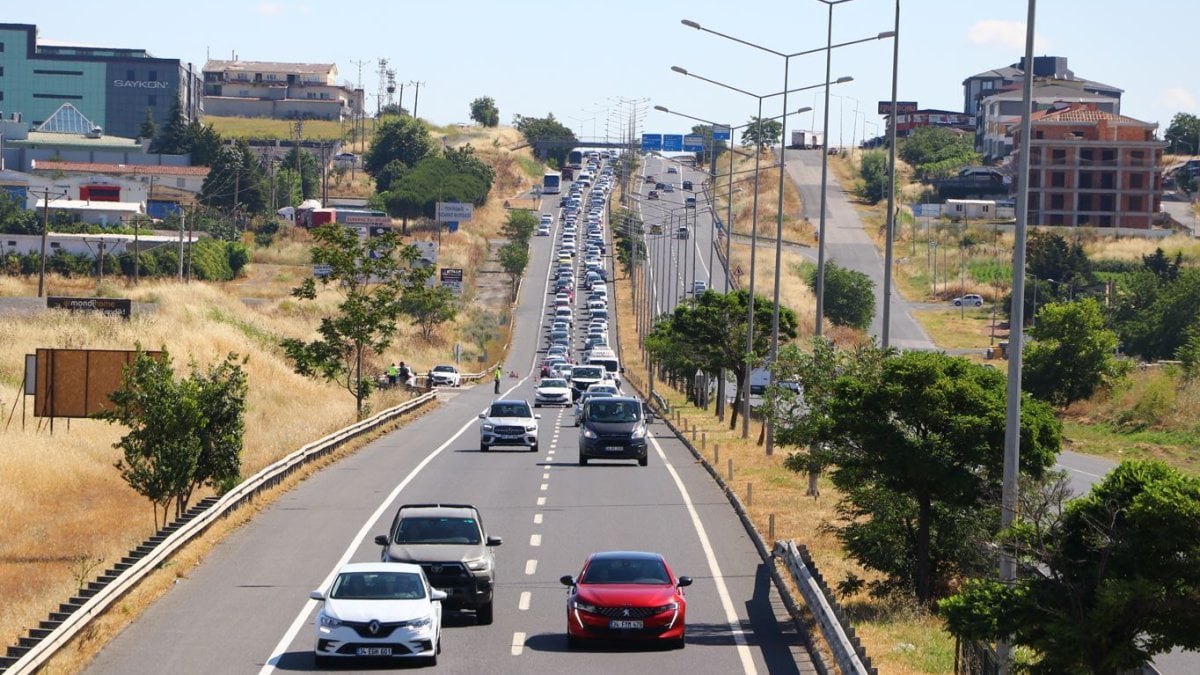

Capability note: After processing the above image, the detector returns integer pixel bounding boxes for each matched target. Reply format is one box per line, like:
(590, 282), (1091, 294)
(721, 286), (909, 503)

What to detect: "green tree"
(200, 141), (267, 214)
(855, 150), (889, 203)
(1142, 246), (1183, 282)
(0, 190), (38, 234)
(381, 154), (491, 233)
(185, 120), (223, 167)
(805, 260), (875, 330)
(1027, 229), (1092, 294)
(1164, 112), (1200, 154)
(138, 108), (158, 140)
(740, 116), (783, 151)
(1023, 298), (1126, 406)
(469, 96), (500, 127)
(281, 223), (425, 417)
(689, 124), (728, 166)
(101, 349), (247, 528)
(364, 115), (435, 179)
(153, 97), (190, 155)
(444, 144), (495, 196)
(941, 460), (1200, 674)
(513, 113), (578, 167)
(281, 146), (320, 200)
(1112, 267), (1200, 361)
(501, 209), (538, 242)
(802, 350), (1061, 603)
(400, 282), (458, 342)
(899, 126), (980, 179)
(498, 240), (529, 300)
(374, 159), (409, 195)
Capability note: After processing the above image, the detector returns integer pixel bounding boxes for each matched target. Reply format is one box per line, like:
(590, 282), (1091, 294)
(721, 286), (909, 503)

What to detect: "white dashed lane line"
(530, 534), (542, 547)
(533, 513), (543, 525)
(511, 631), (526, 656)
(537, 497), (546, 506)
(518, 591), (532, 611)
(540, 483), (548, 491)
(525, 559), (538, 575)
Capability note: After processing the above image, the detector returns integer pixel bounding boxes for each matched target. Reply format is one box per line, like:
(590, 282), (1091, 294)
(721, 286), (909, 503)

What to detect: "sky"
(13, 1), (1200, 146)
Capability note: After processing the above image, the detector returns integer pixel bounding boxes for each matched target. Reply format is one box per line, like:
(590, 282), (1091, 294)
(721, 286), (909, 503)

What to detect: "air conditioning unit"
(86, 125), (103, 139)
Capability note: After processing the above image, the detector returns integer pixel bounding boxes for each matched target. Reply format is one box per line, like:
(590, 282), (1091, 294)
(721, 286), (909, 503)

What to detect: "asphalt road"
(83, 165), (810, 674)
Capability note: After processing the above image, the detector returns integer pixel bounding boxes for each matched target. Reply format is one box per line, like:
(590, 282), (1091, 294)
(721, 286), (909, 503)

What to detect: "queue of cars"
(310, 151), (690, 668)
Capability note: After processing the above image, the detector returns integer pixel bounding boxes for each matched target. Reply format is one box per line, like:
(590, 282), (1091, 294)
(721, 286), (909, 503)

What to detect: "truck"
(561, 165), (575, 181)
(568, 149), (584, 166)
(789, 130), (824, 149)
(296, 207), (389, 230)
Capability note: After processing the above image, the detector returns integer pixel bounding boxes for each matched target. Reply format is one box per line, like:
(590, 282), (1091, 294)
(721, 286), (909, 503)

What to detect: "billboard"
(878, 101), (919, 115)
(34, 348), (162, 419)
(46, 296), (132, 320)
(440, 268), (464, 295)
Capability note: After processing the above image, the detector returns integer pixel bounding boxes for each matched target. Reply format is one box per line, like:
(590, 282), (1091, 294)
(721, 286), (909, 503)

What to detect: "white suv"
(479, 400), (540, 452)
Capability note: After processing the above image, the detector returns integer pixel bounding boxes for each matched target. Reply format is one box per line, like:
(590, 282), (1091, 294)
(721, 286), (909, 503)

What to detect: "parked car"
(374, 503), (502, 625)
(310, 562), (444, 666)
(560, 551), (691, 648)
(334, 152), (357, 162)
(428, 364), (461, 387)
(952, 294), (984, 307)
(535, 378), (573, 407)
(478, 399), (540, 452)
(577, 396), (650, 466)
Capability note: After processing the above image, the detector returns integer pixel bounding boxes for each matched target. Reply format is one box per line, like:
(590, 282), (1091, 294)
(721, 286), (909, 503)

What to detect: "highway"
(82, 161), (810, 674)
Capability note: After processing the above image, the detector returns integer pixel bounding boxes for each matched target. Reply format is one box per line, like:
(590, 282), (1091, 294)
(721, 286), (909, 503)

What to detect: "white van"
(586, 348), (620, 385)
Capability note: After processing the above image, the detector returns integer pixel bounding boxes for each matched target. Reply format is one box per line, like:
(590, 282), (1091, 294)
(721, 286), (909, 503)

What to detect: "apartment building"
(202, 60), (364, 121)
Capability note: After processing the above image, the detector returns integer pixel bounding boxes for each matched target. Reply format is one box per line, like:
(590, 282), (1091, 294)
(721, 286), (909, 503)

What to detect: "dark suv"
(374, 504), (502, 624)
(578, 396), (650, 466)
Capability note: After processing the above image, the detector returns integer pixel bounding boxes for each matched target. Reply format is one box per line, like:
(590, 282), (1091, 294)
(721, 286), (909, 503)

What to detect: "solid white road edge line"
(650, 433), (758, 675)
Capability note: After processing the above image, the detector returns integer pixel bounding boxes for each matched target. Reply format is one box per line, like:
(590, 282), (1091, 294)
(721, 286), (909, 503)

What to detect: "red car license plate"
(356, 647), (392, 656)
(609, 619), (643, 629)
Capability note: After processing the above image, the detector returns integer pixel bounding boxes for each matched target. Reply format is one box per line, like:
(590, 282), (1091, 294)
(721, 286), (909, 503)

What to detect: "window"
(0, 92), (4, 102)
(0, 42), (5, 52)
(1129, 196), (1143, 211)
(33, 69), (84, 76)
(1050, 193), (1064, 209)
(1051, 172), (1066, 187)
(32, 93), (82, 99)
(1130, 173), (1143, 189)
(50, 242), (60, 248)
(148, 95), (157, 107)
(0, 66), (5, 76)
(1051, 149), (1066, 165)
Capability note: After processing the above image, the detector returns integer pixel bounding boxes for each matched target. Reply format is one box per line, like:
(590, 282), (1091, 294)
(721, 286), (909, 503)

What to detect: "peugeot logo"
(622, 608), (631, 617)
(368, 620), (381, 635)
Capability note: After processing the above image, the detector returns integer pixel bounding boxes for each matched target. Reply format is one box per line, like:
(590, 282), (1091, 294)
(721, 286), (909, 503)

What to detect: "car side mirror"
(478, 412), (487, 418)
(487, 536), (503, 547)
(373, 534), (390, 546)
(309, 589), (326, 601)
(430, 589), (448, 602)
(677, 576), (693, 587)
(560, 575), (577, 587)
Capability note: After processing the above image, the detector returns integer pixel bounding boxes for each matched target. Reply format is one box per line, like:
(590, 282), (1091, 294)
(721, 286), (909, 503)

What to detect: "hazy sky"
(13, 1), (1198, 144)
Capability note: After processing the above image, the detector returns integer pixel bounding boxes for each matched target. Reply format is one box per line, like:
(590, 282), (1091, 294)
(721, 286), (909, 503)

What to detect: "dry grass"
(913, 307), (1004, 352)
(715, 150), (815, 245)
(614, 252), (952, 673)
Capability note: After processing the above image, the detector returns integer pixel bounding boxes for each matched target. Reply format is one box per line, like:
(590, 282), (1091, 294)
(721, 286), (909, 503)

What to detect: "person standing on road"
(493, 365), (502, 394)
(386, 363), (399, 388)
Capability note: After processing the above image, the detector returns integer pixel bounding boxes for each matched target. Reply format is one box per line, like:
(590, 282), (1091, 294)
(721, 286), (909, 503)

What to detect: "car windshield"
(394, 516), (482, 545)
(490, 402), (532, 418)
(433, 366), (455, 373)
(329, 571), (427, 600)
(581, 558), (670, 585)
(580, 392), (613, 405)
(573, 367), (603, 379)
(541, 379), (568, 389)
(588, 400), (640, 423)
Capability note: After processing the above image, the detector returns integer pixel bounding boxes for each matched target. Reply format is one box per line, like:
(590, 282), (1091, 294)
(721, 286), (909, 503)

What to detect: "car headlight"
(319, 614), (343, 628)
(465, 558), (489, 571)
(570, 599), (599, 613)
(652, 601), (680, 613)
(526, 425), (537, 432)
(631, 424), (647, 439)
(582, 428), (597, 439)
(400, 615), (432, 629)
(481, 423), (494, 432)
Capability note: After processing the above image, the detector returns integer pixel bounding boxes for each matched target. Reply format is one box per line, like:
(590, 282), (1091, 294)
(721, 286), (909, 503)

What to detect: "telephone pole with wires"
(31, 187), (68, 297)
(409, 81), (426, 119)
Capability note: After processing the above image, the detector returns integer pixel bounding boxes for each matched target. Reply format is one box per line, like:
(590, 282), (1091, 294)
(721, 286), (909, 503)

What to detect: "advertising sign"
(412, 241), (439, 267)
(662, 134), (684, 152)
(46, 296), (132, 320)
(440, 268), (464, 295)
(878, 101), (919, 115)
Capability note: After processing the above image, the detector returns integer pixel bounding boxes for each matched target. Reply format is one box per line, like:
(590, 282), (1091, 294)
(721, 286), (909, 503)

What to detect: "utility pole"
(410, 81), (425, 119)
(178, 206), (186, 281)
(34, 187), (66, 298)
(293, 119), (304, 207)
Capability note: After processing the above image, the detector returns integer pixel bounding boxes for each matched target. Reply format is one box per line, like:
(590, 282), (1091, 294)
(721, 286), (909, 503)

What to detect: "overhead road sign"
(662, 134), (683, 152)
(712, 125), (731, 141)
(683, 135), (705, 152)
(641, 134), (663, 152)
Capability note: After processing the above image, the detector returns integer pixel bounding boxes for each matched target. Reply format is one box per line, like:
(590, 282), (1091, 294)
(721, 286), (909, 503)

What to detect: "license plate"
(610, 620), (643, 629)
(605, 445), (625, 452)
(356, 647), (392, 656)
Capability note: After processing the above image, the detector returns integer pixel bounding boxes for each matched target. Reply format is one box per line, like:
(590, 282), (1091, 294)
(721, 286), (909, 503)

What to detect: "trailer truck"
(789, 130), (824, 149)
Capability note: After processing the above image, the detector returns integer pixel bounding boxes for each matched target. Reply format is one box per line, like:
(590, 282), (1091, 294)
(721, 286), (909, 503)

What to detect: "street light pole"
(881, 0), (901, 348)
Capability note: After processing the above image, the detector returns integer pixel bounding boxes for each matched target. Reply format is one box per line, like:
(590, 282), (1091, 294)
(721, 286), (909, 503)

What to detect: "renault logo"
(368, 620), (381, 635)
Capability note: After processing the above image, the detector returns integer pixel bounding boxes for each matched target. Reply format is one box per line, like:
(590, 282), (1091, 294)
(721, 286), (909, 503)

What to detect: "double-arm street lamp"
(671, 66), (847, 438)
(682, 12), (890, 452)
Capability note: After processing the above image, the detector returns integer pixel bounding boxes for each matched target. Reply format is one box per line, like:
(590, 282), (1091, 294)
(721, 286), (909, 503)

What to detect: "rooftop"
(204, 59), (335, 76)
(35, 199), (144, 213)
(983, 83), (1119, 103)
(13, 132), (144, 149)
(1030, 104), (1154, 127)
(30, 161), (209, 177)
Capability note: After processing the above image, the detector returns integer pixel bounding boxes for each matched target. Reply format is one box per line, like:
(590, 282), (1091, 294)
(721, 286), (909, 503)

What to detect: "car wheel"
(531, 443), (539, 453)
(953, 300), (962, 306)
(579, 456), (588, 466)
(480, 443), (490, 452)
(671, 633), (686, 649)
(567, 635), (582, 649)
(534, 402), (541, 408)
(477, 601), (494, 625)
(639, 456), (648, 467)
(314, 653), (331, 667)
(974, 301), (983, 307)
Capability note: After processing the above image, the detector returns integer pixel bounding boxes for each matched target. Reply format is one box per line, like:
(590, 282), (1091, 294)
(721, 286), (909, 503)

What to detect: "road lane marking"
(542, 472), (550, 480)
(518, 591), (531, 611)
(525, 559), (538, 575)
(537, 497), (546, 506)
(530, 534), (542, 547)
(511, 631), (526, 656)
(533, 513), (543, 525)
(650, 434), (758, 675)
(540, 483), (548, 491)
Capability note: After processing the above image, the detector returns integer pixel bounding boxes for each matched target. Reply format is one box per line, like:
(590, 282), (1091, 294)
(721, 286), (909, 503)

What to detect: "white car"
(479, 399), (540, 452)
(535, 378), (573, 407)
(537, 224), (551, 236)
(428, 364), (461, 387)
(952, 294), (984, 307)
(311, 562), (444, 667)
(587, 382), (620, 397)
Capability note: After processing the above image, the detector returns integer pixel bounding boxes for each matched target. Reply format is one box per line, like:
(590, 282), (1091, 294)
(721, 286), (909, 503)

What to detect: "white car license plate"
(356, 647), (392, 656)
(605, 446), (625, 452)
(610, 619), (643, 629)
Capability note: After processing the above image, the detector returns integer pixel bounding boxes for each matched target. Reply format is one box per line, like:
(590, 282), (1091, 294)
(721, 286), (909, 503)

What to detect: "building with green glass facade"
(0, 23), (201, 139)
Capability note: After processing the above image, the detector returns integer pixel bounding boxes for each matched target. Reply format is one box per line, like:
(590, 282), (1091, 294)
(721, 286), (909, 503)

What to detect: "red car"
(560, 551), (691, 649)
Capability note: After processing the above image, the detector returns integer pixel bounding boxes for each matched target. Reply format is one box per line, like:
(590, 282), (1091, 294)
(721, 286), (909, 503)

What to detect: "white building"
(33, 199), (144, 226)
(202, 60), (365, 121)
(0, 231), (198, 258)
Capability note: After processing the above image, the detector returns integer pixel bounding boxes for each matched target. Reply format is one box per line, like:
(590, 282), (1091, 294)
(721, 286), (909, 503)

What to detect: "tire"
(953, 300), (962, 306)
(480, 443), (490, 452)
(579, 456), (588, 466)
(531, 443), (539, 453)
(477, 601), (494, 625)
(974, 301), (983, 307)
(567, 635), (582, 649)
(671, 632), (686, 649)
(534, 402), (541, 408)
(639, 455), (648, 467)
(314, 653), (331, 668)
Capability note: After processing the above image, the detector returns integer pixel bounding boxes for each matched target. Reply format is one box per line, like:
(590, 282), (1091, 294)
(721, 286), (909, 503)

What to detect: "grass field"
(203, 115), (352, 141)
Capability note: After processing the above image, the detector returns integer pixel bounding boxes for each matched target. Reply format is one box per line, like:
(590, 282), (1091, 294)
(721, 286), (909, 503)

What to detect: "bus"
(542, 171), (562, 194)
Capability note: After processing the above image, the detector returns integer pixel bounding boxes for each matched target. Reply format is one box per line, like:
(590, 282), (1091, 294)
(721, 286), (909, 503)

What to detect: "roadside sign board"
(641, 134), (663, 152)
(440, 267), (464, 295)
(712, 125), (731, 141)
(412, 241), (439, 267)
(436, 202), (473, 222)
(683, 135), (705, 152)
(312, 264), (333, 277)
(662, 134), (684, 152)
(46, 296), (131, 320)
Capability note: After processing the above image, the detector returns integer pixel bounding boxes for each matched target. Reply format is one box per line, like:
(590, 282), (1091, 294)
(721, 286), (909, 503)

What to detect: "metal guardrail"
(3, 391), (437, 674)
(774, 540), (873, 674)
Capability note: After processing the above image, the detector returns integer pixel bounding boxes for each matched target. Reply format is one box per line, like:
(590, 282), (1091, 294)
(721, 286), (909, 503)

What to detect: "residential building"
(962, 56), (1123, 158)
(1012, 103), (1163, 229)
(0, 23), (202, 139)
(27, 160), (208, 217)
(980, 84), (1119, 161)
(886, 108), (974, 138)
(202, 60), (364, 120)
